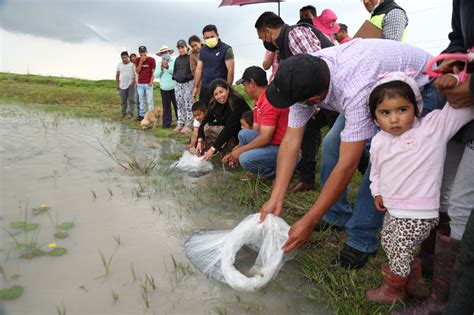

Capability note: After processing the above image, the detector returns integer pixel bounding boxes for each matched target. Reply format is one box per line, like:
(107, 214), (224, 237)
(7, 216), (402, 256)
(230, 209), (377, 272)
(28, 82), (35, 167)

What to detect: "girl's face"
(213, 86), (229, 105)
(193, 109), (207, 122)
(190, 41), (202, 53)
(240, 119), (251, 129)
(375, 96), (415, 136)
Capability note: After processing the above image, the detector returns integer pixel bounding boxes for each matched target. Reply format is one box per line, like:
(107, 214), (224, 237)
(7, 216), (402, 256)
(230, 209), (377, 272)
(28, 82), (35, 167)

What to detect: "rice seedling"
(130, 262), (137, 283)
(56, 302), (66, 315)
(170, 254), (194, 283)
(107, 187), (113, 197)
(10, 274), (20, 281)
(32, 203), (50, 215)
(140, 286), (150, 309)
(213, 306), (228, 315)
(0, 285), (24, 300)
(112, 290), (119, 303)
(144, 273), (156, 290)
(90, 189), (97, 199)
(98, 250), (114, 278)
(113, 235), (121, 247)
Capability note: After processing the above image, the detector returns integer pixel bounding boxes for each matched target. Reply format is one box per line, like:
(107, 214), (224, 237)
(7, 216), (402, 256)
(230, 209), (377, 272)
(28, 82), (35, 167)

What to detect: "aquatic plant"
(90, 189), (97, 199)
(144, 273), (156, 290)
(140, 286), (150, 309)
(130, 262), (137, 283)
(112, 290), (119, 303)
(32, 203), (50, 215)
(56, 302), (66, 315)
(113, 235), (121, 247)
(0, 285), (23, 300)
(98, 250), (114, 277)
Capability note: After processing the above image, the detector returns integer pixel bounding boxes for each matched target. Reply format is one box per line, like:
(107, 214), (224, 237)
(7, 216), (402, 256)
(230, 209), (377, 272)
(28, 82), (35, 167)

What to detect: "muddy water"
(0, 105), (324, 315)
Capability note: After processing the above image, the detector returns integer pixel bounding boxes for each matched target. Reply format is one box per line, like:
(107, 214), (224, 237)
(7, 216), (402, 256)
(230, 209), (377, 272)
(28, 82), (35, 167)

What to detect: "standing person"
(362, 0), (408, 42)
(188, 35), (202, 78)
(393, 0), (474, 313)
(313, 9), (340, 43)
(258, 39), (433, 269)
(135, 46), (156, 121)
(254, 11), (339, 193)
(155, 45), (177, 129)
(335, 23), (352, 44)
(192, 25), (235, 107)
(196, 79), (250, 161)
(130, 52), (140, 117)
(222, 66), (290, 180)
(172, 40), (194, 134)
(116, 51), (136, 118)
(364, 72), (474, 304)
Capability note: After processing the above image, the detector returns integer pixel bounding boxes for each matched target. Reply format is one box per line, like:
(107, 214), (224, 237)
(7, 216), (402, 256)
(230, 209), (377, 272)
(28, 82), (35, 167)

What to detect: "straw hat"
(156, 45), (174, 56)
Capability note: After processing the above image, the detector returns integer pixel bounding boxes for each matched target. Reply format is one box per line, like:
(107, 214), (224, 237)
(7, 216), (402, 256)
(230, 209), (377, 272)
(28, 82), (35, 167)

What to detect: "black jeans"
(161, 89), (177, 128)
(199, 87), (212, 108)
(445, 210), (474, 315)
(299, 108), (339, 184)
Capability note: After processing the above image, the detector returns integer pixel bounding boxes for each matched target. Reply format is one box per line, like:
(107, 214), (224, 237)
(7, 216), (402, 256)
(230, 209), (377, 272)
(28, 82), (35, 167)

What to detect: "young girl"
(366, 71), (474, 304)
(240, 110), (254, 129)
(188, 101), (208, 153)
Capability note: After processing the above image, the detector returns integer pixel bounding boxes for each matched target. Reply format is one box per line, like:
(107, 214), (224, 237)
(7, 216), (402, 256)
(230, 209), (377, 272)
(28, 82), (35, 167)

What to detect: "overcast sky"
(0, 0), (453, 81)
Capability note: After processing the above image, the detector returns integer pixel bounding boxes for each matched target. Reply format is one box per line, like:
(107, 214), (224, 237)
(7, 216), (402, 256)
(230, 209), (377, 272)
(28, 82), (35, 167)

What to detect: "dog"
(141, 108), (162, 130)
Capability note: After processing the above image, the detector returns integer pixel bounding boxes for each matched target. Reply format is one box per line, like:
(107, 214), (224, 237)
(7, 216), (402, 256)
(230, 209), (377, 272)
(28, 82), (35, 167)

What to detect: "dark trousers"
(161, 89), (177, 128)
(199, 87), (212, 108)
(299, 108), (339, 184)
(119, 85), (136, 116)
(445, 210), (474, 315)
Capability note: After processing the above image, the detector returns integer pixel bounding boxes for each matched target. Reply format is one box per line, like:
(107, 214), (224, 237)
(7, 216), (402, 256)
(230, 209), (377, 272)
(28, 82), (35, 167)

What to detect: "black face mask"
(263, 40), (278, 52)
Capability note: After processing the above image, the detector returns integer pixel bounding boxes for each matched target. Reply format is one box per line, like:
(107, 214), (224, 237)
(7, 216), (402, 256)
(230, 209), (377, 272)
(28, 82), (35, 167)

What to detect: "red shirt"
(253, 88), (289, 145)
(135, 56), (156, 84)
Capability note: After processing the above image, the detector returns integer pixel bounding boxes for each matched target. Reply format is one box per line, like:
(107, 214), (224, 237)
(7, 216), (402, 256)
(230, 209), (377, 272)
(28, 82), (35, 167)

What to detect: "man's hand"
(281, 217), (314, 252)
(140, 55), (147, 64)
(440, 73), (473, 108)
(374, 195), (386, 212)
(259, 197), (283, 223)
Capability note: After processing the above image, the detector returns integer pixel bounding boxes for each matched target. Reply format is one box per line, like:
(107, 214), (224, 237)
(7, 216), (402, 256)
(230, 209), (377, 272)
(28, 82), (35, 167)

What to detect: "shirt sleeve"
(168, 59), (175, 75)
(382, 9), (408, 41)
(259, 106), (281, 127)
(288, 26), (321, 55)
(369, 135), (382, 197)
(154, 65), (162, 78)
(421, 104), (474, 140)
(225, 47), (234, 60)
(288, 103), (317, 128)
(213, 99), (248, 151)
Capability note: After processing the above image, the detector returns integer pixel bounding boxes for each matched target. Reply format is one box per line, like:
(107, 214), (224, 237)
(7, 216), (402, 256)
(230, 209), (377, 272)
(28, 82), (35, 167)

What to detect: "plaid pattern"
(288, 39), (432, 142)
(288, 26), (321, 55)
(382, 8), (408, 41)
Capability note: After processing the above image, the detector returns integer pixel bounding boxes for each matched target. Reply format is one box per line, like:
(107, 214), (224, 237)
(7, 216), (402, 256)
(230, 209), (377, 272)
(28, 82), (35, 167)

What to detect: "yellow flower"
(40, 203), (47, 208)
(48, 243), (56, 249)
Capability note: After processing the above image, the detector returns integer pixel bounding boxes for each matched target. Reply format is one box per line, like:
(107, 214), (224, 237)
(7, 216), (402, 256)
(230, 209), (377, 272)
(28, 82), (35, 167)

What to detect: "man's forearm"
(227, 69), (234, 85)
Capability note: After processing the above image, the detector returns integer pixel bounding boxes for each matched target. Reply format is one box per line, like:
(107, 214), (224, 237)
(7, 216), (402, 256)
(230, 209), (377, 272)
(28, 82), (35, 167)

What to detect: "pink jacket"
(370, 104), (474, 210)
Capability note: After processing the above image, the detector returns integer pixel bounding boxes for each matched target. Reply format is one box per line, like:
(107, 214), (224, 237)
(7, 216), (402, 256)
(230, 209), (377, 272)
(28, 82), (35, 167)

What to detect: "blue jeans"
(320, 115), (384, 253)
(137, 84), (154, 117)
(238, 129), (280, 179)
(420, 82), (437, 117)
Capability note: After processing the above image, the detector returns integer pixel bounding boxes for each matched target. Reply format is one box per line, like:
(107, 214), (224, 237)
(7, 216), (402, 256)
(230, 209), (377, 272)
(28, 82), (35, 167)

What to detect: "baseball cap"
(138, 46), (147, 53)
(236, 66), (268, 86)
(266, 54), (329, 108)
(176, 39), (187, 48)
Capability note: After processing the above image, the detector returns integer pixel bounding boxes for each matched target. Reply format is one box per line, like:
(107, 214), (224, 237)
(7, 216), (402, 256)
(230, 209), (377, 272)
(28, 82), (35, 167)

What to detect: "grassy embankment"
(1, 72), (412, 314)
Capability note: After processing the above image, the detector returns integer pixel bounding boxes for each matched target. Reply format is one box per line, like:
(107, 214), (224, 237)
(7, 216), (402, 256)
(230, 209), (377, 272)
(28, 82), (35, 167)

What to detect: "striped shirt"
(288, 38), (432, 142)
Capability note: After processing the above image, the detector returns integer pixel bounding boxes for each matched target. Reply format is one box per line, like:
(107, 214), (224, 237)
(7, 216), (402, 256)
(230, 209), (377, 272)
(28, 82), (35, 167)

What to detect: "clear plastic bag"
(184, 213), (291, 292)
(170, 151), (213, 177)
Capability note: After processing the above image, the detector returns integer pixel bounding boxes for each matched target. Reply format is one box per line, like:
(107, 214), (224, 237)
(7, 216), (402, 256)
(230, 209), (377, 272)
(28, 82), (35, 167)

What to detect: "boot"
(391, 230), (461, 315)
(405, 258), (430, 300)
(367, 262), (407, 304)
(418, 213), (450, 277)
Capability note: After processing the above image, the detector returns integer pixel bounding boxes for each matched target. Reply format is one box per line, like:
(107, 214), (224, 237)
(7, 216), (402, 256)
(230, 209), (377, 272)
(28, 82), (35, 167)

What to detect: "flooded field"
(0, 105), (324, 315)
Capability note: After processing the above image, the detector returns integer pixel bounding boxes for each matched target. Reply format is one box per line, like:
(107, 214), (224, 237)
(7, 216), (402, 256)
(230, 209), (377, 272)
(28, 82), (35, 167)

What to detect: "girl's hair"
(241, 110), (254, 127)
(191, 101), (207, 112)
(369, 80), (420, 120)
(209, 78), (245, 111)
(188, 35), (201, 46)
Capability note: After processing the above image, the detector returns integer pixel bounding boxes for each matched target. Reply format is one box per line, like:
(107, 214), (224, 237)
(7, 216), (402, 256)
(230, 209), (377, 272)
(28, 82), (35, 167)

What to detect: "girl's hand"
(374, 196), (386, 212)
(195, 142), (203, 157)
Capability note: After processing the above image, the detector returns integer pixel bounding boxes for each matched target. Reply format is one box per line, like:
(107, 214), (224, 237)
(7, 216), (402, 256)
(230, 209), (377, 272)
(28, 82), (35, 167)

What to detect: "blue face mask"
(161, 54), (171, 60)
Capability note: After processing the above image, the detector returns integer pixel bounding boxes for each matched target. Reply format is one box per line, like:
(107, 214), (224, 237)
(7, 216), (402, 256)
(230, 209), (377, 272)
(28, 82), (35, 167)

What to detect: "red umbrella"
(219, 0), (284, 16)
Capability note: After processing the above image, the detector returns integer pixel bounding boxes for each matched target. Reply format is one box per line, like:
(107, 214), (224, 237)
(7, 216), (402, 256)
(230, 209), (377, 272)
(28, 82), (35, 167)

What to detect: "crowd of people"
(115, 0), (474, 313)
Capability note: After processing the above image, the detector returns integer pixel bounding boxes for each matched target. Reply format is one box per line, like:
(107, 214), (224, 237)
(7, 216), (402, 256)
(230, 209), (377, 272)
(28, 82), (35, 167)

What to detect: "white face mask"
(370, 0), (381, 14)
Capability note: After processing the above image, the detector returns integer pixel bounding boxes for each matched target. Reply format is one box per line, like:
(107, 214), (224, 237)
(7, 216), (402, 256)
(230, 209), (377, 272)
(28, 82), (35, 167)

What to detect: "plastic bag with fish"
(170, 150), (213, 177)
(184, 213), (293, 292)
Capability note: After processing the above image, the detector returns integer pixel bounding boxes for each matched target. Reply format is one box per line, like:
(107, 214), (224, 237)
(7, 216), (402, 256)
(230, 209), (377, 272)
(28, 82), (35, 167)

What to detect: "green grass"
(0, 72), (400, 314)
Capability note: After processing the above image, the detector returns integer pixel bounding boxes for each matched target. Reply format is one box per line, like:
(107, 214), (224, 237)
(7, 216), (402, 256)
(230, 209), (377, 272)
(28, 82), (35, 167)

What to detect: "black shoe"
(136, 116), (144, 121)
(313, 220), (344, 232)
(331, 245), (376, 269)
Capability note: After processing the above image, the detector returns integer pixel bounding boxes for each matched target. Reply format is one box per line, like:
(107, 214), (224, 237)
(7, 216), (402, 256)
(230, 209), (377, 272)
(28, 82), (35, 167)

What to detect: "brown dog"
(141, 108), (162, 130)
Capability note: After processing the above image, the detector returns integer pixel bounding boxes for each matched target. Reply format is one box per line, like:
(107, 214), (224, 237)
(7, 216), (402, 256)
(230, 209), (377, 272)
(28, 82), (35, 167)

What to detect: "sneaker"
(239, 172), (257, 182)
(174, 125), (183, 132)
(136, 116), (144, 122)
(180, 126), (192, 134)
(331, 245), (376, 269)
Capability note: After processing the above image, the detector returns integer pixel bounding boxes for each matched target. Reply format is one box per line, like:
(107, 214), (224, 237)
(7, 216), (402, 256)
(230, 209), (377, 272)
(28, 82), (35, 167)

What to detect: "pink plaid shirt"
(288, 38), (433, 142)
(288, 25), (321, 55)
